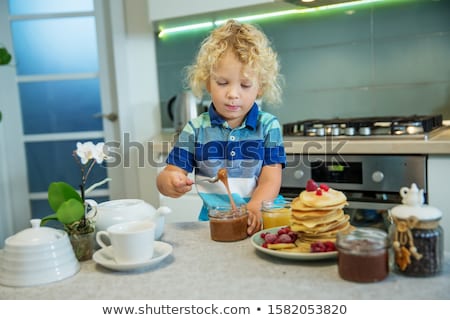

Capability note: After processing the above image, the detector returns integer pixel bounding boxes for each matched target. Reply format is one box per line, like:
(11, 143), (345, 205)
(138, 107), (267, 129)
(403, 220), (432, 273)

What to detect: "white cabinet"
(148, 0), (277, 21)
(427, 155), (450, 245)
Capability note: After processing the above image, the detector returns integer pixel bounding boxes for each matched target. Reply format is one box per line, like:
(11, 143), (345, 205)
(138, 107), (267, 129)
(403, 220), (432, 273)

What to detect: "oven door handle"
(347, 201), (396, 211)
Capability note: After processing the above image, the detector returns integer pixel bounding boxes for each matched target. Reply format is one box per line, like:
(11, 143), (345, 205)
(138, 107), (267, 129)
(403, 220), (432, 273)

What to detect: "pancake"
(291, 209), (345, 229)
(299, 188), (347, 208)
(291, 197), (347, 212)
(291, 214), (350, 234)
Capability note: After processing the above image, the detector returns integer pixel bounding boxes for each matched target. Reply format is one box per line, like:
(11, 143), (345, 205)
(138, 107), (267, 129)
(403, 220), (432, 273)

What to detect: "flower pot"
(69, 232), (95, 261)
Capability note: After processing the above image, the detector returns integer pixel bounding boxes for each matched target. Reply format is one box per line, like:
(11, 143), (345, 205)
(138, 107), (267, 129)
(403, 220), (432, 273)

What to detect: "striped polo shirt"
(166, 103), (286, 220)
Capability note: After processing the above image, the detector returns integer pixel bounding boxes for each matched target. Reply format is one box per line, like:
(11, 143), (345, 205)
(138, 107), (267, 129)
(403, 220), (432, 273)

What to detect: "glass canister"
(208, 205), (248, 242)
(336, 227), (390, 283)
(389, 183), (443, 277)
(261, 200), (291, 229)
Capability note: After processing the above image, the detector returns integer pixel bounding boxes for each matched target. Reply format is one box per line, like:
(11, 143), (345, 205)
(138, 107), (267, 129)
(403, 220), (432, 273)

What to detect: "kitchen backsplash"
(156, 0), (450, 128)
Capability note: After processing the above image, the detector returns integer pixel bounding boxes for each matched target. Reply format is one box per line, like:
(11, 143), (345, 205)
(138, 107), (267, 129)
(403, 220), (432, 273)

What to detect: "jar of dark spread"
(208, 205), (248, 242)
(389, 183), (443, 277)
(336, 227), (390, 283)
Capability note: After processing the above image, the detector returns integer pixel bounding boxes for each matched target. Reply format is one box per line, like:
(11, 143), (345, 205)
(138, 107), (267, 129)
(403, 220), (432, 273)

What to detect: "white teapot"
(91, 199), (171, 240)
(400, 183), (425, 206)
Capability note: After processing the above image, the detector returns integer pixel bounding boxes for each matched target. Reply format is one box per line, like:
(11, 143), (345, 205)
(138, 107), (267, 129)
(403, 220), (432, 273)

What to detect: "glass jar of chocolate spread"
(336, 228), (390, 283)
(208, 205), (248, 242)
(389, 183), (443, 277)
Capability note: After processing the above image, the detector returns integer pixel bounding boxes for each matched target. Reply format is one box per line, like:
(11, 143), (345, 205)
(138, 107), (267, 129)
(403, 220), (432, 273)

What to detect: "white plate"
(93, 241), (173, 271)
(251, 227), (337, 261)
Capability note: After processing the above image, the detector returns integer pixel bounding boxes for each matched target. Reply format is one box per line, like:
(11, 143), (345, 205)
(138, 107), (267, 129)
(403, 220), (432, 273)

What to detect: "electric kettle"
(167, 91), (205, 132)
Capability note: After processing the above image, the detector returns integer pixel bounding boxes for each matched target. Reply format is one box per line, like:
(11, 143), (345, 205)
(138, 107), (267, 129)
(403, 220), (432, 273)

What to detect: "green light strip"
(158, 0), (384, 38)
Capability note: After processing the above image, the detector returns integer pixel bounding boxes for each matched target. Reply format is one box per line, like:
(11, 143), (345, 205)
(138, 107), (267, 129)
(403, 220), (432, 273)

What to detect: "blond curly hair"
(185, 20), (283, 106)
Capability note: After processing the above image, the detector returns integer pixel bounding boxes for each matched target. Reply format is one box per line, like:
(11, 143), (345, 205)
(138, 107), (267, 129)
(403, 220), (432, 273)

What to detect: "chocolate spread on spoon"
(217, 168), (237, 212)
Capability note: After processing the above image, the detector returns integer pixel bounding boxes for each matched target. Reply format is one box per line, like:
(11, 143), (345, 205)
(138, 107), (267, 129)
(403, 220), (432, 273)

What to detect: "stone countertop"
(149, 127), (450, 155)
(1, 222), (449, 300)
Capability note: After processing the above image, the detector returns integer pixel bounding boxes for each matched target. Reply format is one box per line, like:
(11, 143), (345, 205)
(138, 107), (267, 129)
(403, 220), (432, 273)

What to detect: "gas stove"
(283, 114), (444, 140)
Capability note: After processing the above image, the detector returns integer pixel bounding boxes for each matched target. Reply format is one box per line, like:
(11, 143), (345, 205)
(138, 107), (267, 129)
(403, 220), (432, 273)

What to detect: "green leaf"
(56, 199), (85, 224)
(40, 213), (59, 226)
(48, 181), (82, 212)
(0, 47), (12, 65)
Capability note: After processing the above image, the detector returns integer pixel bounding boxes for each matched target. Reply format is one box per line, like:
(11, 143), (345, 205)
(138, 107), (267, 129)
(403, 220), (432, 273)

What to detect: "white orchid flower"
(76, 141), (96, 164)
(76, 141), (108, 164)
(92, 142), (108, 163)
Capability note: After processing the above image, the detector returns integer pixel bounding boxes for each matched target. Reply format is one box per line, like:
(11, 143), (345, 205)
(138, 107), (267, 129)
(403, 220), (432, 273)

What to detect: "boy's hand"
(157, 165), (194, 198)
(168, 170), (194, 197)
(246, 202), (262, 235)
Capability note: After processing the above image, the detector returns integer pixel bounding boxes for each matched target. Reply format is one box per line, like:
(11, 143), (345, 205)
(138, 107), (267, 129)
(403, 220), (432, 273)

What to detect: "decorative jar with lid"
(389, 183), (443, 277)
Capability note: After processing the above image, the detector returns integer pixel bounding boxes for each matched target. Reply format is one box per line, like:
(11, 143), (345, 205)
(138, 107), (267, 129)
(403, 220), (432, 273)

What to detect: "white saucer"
(93, 241), (173, 271)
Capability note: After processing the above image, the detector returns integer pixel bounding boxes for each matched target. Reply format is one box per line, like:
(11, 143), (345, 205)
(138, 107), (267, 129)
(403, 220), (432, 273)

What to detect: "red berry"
(260, 232), (268, 239)
(262, 242), (268, 248)
(305, 179), (318, 192)
(278, 234), (293, 243)
(315, 188), (323, 196)
(319, 183), (329, 191)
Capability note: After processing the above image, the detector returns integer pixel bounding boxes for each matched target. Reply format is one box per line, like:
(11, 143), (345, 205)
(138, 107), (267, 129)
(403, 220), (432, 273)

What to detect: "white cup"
(96, 220), (155, 264)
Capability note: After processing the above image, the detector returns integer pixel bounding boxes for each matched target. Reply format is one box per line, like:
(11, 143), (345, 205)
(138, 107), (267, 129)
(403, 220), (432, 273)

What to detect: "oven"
(279, 114), (444, 231)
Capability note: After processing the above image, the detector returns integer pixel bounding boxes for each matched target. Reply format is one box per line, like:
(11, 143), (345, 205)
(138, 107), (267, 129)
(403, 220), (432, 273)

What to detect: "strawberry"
(319, 183), (330, 191)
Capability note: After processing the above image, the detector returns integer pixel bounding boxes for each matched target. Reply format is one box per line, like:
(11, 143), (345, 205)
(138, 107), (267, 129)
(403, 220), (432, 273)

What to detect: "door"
(0, 0), (124, 246)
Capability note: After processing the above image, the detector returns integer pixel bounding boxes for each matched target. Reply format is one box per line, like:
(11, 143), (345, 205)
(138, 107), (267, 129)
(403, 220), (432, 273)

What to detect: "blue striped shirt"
(166, 103), (286, 220)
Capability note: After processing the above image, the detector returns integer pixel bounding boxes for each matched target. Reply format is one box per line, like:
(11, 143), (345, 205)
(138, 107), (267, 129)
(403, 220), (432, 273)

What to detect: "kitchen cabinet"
(148, 0), (277, 21)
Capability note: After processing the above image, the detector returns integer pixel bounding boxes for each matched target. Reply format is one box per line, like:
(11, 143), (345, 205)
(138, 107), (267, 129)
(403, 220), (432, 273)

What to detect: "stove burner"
(283, 114), (443, 139)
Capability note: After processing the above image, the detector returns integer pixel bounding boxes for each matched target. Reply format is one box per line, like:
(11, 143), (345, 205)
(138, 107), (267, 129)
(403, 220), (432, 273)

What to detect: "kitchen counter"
(1, 222), (449, 300)
(149, 127), (450, 156)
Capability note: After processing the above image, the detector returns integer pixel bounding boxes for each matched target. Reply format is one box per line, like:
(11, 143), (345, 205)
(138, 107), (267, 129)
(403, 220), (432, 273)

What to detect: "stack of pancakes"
(289, 186), (354, 252)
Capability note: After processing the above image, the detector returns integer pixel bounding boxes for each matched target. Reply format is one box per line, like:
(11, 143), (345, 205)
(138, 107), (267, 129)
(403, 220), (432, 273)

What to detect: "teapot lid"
(6, 219), (65, 247)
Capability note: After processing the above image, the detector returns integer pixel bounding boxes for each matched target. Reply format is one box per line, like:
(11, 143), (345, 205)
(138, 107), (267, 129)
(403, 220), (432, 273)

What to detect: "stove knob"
(372, 171), (384, 183)
(294, 170), (304, 180)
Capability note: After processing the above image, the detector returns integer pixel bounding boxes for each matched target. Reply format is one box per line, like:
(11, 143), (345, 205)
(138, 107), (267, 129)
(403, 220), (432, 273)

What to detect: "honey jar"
(389, 183), (443, 277)
(261, 200), (291, 229)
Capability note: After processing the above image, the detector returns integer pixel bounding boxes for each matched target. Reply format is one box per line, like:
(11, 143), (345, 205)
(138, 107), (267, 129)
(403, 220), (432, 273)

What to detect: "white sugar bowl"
(0, 219), (80, 287)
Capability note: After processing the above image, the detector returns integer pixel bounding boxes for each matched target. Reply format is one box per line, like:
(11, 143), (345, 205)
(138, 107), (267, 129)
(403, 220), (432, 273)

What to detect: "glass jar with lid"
(336, 227), (390, 283)
(389, 183), (443, 277)
(261, 199), (291, 230)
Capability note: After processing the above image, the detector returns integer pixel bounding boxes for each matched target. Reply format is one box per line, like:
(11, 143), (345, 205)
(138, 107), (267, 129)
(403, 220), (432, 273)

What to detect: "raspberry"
(277, 226), (291, 235)
(324, 241), (336, 251)
(315, 188), (323, 196)
(310, 241), (326, 253)
(288, 231), (298, 242)
(305, 179), (318, 192)
(264, 233), (277, 244)
(260, 232), (268, 239)
(310, 241), (336, 253)
(278, 234), (293, 243)
(319, 183), (329, 191)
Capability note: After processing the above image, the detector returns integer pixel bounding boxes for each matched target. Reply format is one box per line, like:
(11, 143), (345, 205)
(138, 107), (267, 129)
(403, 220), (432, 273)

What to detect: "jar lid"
(390, 183), (442, 221)
(390, 204), (442, 221)
(337, 227), (389, 251)
(5, 219), (65, 247)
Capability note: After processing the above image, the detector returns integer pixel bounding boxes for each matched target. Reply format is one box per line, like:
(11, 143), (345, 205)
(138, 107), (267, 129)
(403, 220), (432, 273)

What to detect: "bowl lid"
(6, 219), (66, 246)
